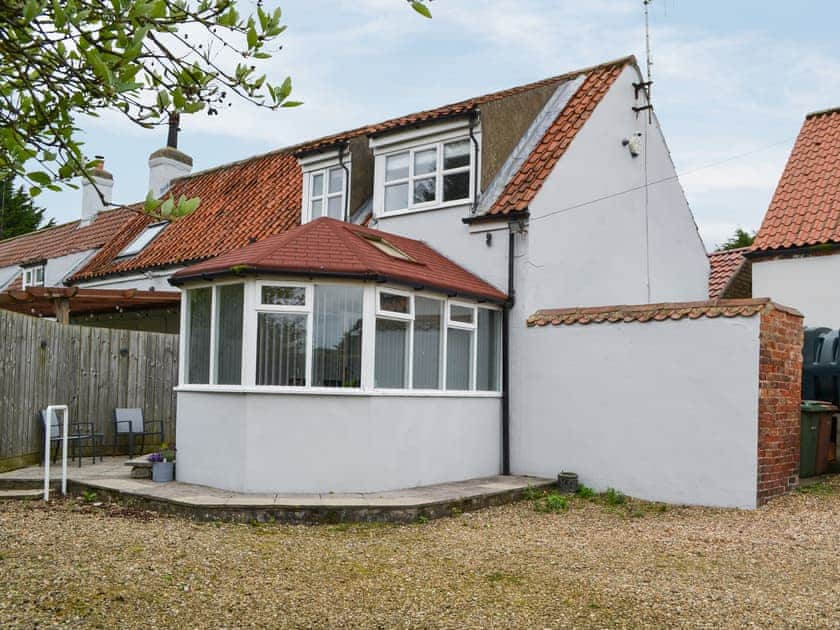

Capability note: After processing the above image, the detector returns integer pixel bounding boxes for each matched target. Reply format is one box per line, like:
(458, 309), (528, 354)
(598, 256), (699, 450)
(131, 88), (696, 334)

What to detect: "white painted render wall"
(77, 268), (182, 292)
(176, 392), (502, 493)
(753, 254), (840, 327)
(510, 315), (762, 509)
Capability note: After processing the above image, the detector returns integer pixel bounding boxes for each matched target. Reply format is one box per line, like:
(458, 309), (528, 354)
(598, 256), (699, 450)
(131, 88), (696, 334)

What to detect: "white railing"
(43, 404), (69, 502)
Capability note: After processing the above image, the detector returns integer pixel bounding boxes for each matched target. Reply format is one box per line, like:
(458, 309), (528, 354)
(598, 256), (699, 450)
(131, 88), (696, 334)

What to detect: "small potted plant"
(148, 446), (176, 482)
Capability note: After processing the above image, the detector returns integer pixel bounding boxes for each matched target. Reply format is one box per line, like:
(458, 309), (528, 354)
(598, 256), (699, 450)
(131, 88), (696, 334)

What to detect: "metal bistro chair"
(113, 408), (164, 458)
(40, 409), (103, 468)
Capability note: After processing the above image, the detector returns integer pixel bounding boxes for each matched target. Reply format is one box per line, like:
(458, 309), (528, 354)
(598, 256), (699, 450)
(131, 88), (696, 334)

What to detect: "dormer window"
(22, 264), (45, 289)
(117, 222), (166, 258)
(299, 150), (350, 223)
(371, 119), (478, 218)
(308, 167), (346, 220)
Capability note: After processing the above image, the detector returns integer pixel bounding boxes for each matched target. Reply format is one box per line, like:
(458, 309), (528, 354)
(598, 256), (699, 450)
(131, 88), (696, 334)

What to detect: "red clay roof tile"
(707, 247), (748, 299)
(0, 207), (141, 270)
(171, 217), (507, 303)
(528, 298), (801, 327)
(753, 108), (840, 251)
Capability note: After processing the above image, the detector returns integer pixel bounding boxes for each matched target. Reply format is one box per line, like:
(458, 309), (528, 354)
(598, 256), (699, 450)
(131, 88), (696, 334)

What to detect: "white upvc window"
(381, 138), (472, 214)
(184, 282), (245, 386)
(22, 265), (45, 289)
(307, 166), (347, 221)
(180, 280), (501, 395)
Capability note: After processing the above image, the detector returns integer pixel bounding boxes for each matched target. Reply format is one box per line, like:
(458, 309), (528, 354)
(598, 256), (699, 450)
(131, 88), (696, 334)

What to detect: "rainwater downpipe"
(339, 143), (350, 222)
(469, 112), (480, 215)
(501, 221), (516, 476)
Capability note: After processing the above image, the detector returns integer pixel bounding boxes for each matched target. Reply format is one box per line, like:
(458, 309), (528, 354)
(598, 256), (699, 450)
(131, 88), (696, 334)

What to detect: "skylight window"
(117, 222), (167, 258)
(361, 234), (415, 262)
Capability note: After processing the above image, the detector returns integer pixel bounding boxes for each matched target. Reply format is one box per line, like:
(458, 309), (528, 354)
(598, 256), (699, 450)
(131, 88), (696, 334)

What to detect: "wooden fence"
(0, 309), (179, 471)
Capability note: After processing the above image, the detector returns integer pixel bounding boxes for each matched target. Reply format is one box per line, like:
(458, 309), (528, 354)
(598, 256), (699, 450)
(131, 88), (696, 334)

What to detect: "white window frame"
(372, 120), (480, 219)
(22, 264), (45, 289)
(299, 150), (351, 224)
(178, 279), (502, 396)
(116, 222), (167, 258)
(446, 301), (478, 391)
(379, 138), (473, 216)
(306, 166), (347, 222)
(183, 281), (247, 386)
(254, 281), (313, 388)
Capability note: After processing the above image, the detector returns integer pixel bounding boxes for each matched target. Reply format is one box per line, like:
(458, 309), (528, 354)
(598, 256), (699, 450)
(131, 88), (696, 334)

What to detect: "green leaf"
(23, 0), (40, 23)
(410, 1), (432, 18)
(281, 101), (303, 108)
(246, 26), (258, 49)
(27, 171), (52, 186)
(144, 190), (163, 212)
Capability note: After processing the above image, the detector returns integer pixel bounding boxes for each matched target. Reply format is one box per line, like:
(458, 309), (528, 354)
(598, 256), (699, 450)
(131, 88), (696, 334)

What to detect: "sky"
(37, 0), (840, 250)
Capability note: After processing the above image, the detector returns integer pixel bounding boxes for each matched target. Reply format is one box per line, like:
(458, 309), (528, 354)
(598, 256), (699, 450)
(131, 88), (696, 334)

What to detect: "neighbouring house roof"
(70, 151), (302, 282)
(527, 298), (802, 327)
(752, 107), (840, 252)
(70, 56), (636, 283)
(0, 207), (142, 270)
(170, 217), (508, 303)
(708, 248), (752, 299)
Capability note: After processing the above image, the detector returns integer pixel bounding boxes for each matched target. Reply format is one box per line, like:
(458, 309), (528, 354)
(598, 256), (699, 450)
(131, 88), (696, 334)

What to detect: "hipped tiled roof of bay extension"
(0, 207), (142, 269)
(752, 107), (840, 251)
(707, 247), (749, 299)
(171, 217), (508, 303)
(527, 298), (802, 327)
(72, 55), (634, 281)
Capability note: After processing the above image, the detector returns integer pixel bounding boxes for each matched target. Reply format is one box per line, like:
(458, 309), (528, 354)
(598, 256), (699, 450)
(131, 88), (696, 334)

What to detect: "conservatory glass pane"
(375, 318), (409, 388)
(261, 286), (306, 306)
(413, 297), (442, 389)
(215, 284), (244, 385)
(414, 148), (437, 175)
(413, 177), (436, 204)
(328, 167), (344, 194)
(186, 287), (211, 384)
(312, 285), (363, 388)
(443, 171), (470, 202)
(446, 328), (472, 390)
(380, 291), (410, 314)
(385, 152), (409, 181)
(444, 139), (470, 169)
(449, 304), (474, 325)
(384, 183), (408, 213)
(256, 313), (308, 386)
(476, 308), (501, 391)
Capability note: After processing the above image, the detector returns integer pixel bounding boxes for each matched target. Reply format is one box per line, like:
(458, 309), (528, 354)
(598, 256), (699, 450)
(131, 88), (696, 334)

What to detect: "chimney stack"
(80, 156), (114, 226)
(148, 112), (193, 197)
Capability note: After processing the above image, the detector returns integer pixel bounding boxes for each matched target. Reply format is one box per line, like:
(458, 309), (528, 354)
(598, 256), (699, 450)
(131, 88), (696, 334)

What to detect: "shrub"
(575, 485), (595, 499)
(603, 488), (626, 506)
(534, 492), (569, 513)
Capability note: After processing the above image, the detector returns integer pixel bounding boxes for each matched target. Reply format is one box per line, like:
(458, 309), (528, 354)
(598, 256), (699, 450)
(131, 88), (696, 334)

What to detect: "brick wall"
(757, 305), (804, 505)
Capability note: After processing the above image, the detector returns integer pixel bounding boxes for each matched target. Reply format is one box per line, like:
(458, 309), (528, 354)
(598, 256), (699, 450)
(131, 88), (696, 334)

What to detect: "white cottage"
(165, 55), (713, 496)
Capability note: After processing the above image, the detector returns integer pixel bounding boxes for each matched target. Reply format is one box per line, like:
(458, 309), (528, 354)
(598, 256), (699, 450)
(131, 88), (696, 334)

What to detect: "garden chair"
(40, 409), (102, 468)
(113, 408), (164, 458)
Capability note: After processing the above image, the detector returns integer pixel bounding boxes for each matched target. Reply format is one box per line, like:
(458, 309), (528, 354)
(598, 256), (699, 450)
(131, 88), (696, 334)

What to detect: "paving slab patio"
(0, 457), (554, 522)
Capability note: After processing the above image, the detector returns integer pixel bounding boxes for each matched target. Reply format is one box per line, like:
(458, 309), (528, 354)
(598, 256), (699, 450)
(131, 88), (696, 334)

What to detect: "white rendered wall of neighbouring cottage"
(75, 268), (182, 292)
(176, 392), (502, 494)
(752, 254), (840, 327)
(509, 315), (762, 509)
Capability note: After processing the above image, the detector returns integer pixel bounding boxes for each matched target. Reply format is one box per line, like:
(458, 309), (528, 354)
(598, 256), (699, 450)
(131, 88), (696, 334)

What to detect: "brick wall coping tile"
(527, 298), (803, 327)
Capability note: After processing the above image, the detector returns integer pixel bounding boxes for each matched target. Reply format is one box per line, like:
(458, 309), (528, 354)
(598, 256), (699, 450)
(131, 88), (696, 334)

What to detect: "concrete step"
(0, 489), (44, 500)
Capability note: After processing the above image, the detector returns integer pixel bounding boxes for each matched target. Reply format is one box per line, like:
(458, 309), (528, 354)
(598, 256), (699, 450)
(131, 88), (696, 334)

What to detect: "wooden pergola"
(0, 287), (181, 324)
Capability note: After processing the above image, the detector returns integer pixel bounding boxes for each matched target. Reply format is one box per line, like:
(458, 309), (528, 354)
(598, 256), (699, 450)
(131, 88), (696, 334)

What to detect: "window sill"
(175, 385), (502, 398)
(375, 199), (472, 220)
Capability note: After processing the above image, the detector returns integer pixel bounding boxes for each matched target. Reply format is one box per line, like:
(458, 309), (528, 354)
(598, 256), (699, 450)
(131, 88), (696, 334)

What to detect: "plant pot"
(557, 472), (578, 494)
(152, 461), (175, 482)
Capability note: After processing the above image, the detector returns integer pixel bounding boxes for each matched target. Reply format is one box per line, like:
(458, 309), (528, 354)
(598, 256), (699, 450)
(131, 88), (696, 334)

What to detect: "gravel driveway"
(1, 477), (838, 628)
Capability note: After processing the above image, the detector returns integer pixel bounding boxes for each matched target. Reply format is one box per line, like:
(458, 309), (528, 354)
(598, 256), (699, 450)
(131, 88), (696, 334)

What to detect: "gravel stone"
(1, 476), (838, 628)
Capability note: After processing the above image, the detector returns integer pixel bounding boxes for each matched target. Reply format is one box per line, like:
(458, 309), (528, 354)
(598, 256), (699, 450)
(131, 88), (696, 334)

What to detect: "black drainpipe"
(339, 143), (350, 222)
(468, 111), (480, 214)
(501, 223), (516, 476)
